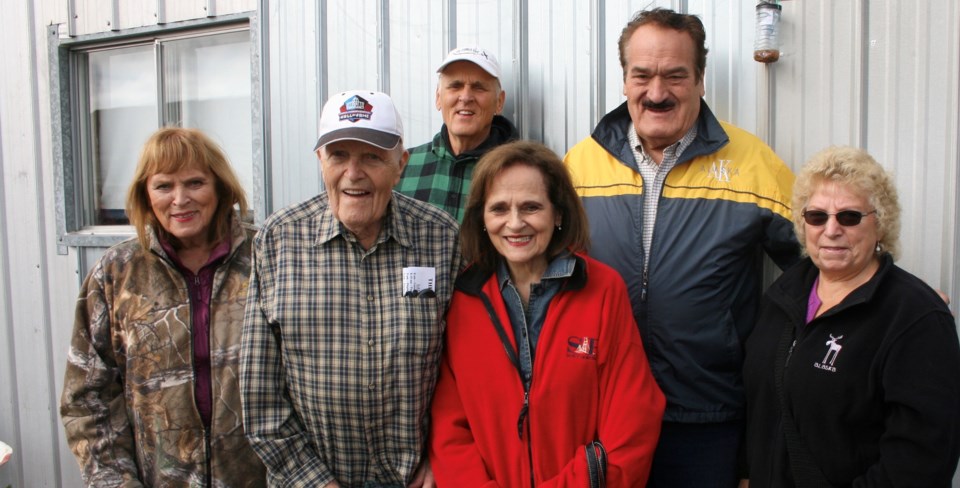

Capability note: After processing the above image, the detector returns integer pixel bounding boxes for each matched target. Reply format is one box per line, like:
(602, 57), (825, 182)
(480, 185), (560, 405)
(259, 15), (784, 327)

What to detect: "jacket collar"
(768, 253), (896, 319)
(457, 252), (588, 296)
(148, 212), (248, 262)
(435, 114), (520, 160)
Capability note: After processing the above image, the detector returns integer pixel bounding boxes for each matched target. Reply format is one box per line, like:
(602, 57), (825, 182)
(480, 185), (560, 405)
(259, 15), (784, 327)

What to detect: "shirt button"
(368, 383), (375, 390)
(368, 339), (375, 347)
(366, 295), (374, 301)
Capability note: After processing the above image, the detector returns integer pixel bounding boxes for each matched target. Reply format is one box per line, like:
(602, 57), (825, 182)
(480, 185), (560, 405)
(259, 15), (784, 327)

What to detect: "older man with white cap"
(241, 90), (461, 488)
(396, 47), (519, 222)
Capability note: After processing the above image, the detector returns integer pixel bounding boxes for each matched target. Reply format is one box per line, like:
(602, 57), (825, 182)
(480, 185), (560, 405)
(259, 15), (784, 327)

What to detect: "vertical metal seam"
(855, 0), (868, 148)
(443, 0), (456, 55)
(379, 0), (390, 93)
(22, 1), (63, 481)
(515, 0), (529, 139)
(110, 0), (119, 31)
(156, 0), (166, 25)
(950, 0), (960, 309)
(155, 39), (164, 127)
(591, 0), (605, 131)
(254, 3), (271, 220)
(67, 0), (76, 37)
(317, 1), (328, 132)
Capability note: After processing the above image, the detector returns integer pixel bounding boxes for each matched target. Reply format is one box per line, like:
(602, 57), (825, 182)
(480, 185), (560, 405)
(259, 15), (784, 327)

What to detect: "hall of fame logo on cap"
(339, 95), (374, 123)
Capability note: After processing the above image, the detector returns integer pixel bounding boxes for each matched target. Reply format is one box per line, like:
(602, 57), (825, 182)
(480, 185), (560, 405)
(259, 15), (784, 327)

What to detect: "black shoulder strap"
(476, 291), (530, 440)
(774, 321), (832, 487)
(584, 440), (607, 488)
(477, 291), (521, 374)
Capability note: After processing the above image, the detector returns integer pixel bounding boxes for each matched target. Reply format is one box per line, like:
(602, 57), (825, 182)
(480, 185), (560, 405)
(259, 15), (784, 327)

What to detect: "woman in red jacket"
(430, 141), (665, 487)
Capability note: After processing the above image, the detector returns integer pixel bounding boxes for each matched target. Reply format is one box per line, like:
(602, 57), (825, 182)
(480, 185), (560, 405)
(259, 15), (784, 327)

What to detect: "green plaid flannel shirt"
(396, 116), (518, 222)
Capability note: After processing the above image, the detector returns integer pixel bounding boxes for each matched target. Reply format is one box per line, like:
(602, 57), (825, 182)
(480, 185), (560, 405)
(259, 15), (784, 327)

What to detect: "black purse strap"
(584, 440), (607, 488)
(477, 291), (531, 440)
(774, 321), (832, 487)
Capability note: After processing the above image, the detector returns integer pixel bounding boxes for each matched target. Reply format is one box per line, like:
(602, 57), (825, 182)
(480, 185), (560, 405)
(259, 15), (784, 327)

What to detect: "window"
(52, 18), (261, 251)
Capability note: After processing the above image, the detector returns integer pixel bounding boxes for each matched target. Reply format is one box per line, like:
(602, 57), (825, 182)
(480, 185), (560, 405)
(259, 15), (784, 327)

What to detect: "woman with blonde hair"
(743, 146), (960, 486)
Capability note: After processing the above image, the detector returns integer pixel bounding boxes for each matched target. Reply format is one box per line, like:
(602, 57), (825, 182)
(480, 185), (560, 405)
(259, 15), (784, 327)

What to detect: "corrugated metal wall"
(1, 3), (259, 488)
(0, 0), (957, 486)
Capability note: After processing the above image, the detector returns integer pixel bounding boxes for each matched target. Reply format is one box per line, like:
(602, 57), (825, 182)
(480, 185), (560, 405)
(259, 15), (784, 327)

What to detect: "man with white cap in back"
(396, 47), (519, 222)
(241, 90), (461, 488)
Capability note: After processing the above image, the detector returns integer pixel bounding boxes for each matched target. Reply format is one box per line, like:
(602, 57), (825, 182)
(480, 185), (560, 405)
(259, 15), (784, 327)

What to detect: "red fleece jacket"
(430, 255), (665, 487)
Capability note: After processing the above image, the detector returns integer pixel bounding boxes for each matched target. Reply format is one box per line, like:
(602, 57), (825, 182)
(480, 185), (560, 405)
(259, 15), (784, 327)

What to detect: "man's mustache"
(642, 99), (675, 110)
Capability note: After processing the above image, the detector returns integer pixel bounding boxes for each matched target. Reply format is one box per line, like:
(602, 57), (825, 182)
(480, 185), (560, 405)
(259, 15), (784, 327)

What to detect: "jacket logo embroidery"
(814, 334), (843, 372)
(567, 336), (598, 360)
(700, 159), (739, 183)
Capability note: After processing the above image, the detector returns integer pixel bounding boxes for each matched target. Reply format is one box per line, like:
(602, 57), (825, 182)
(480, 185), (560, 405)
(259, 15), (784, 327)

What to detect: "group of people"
(58, 7), (960, 488)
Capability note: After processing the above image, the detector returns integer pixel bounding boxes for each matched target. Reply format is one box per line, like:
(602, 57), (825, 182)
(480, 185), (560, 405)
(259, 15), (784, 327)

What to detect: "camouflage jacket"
(60, 219), (266, 487)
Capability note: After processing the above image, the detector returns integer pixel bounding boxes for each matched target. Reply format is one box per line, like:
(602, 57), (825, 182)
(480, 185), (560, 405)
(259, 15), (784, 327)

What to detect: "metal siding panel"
(67, 0), (255, 35)
(0, 1), (64, 487)
(386, 0), (445, 149)
(266, 0), (323, 209)
(215, 0), (256, 16)
(116, 3), (161, 31)
(771, 0), (863, 168)
(326, 1), (381, 94)
(865, 0), (959, 293)
(73, 1), (120, 35)
(689, 0), (756, 134)
(165, 0), (214, 23)
(526, 0), (594, 152)
(40, 0), (68, 27)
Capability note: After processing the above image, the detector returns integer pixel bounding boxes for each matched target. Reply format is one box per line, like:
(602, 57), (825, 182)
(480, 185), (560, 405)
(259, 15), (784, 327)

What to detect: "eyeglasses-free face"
(802, 209), (876, 227)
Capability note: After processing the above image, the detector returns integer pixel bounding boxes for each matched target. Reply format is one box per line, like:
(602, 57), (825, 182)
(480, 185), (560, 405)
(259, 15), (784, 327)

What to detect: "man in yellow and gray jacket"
(564, 8), (799, 487)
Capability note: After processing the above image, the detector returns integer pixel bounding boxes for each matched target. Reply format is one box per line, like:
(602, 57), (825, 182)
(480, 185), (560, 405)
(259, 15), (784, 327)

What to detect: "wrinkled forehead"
(438, 61), (501, 86)
(321, 139), (403, 161)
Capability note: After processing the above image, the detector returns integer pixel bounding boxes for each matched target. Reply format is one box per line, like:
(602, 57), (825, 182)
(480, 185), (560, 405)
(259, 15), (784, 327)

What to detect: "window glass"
(76, 28), (252, 226)
(163, 31), (253, 201)
(86, 45), (158, 224)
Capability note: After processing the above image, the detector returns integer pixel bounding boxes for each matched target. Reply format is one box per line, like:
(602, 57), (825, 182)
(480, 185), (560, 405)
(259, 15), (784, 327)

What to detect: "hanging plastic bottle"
(754, 2), (782, 63)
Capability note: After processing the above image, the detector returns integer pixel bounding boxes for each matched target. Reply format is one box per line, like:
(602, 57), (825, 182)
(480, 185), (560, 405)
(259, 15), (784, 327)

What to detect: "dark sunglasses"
(801, 209), (876, 226)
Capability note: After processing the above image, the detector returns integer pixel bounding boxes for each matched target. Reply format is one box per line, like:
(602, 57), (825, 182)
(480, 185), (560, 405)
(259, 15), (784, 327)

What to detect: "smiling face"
(622, 24), (704, 158)
(435, 61), (505, 155)
(804, 180), (881, 283)
(483, 164), (561, 283)
(147, 166), (219, 250)
(319, 140), (408, 249)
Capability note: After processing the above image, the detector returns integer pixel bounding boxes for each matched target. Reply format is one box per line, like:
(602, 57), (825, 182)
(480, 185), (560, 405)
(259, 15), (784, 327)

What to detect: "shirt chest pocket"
(381, 297), (443, 360)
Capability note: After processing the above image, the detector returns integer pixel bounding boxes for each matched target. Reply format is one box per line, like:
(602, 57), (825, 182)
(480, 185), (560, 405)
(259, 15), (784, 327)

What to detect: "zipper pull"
(517, 391), (529, 440)
(641, 268), (649, 302)
(785, 339), (797, 367)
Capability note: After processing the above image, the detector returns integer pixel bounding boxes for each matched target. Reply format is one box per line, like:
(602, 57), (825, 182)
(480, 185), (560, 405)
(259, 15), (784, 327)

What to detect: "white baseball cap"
(314, 90), (404, 151)
(436, 47), (501, 79)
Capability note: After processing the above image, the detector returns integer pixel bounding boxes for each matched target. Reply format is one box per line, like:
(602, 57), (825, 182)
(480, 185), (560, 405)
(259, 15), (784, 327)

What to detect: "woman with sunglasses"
(741, 146), (960, 487)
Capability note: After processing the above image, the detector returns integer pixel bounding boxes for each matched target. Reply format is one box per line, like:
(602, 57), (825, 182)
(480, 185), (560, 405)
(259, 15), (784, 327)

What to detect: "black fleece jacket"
(743, 254), (960, 487)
